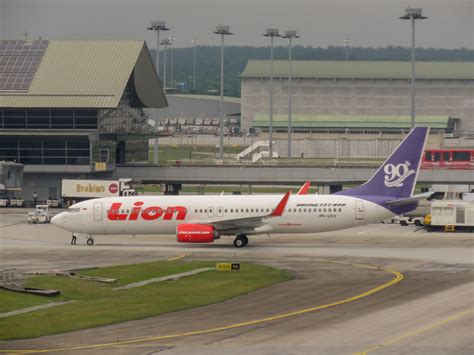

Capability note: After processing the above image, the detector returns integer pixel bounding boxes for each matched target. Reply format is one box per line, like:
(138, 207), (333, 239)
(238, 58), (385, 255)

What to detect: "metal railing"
(165, 157), (385, 168)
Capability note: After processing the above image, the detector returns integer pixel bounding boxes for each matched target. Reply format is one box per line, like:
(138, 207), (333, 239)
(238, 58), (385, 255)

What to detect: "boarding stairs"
(235, 141), (279, 162)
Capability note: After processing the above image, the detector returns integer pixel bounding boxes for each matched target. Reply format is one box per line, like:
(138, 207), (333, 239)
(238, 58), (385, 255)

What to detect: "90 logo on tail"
(384, 161), (415, 188)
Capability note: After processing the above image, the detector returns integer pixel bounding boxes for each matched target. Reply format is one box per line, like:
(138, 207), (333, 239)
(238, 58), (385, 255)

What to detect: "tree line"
(150, 45), (474, 98)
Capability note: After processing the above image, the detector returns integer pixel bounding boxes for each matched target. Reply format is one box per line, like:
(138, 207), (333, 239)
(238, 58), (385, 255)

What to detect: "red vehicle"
(421, 149), (474, 170)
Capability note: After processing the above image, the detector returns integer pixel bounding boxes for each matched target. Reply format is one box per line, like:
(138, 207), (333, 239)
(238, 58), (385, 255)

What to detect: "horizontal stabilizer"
(385, 192), (434, 206)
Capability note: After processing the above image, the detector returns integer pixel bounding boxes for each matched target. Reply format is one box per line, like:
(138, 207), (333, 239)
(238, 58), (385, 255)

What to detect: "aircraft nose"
(51, 212), (65, 226)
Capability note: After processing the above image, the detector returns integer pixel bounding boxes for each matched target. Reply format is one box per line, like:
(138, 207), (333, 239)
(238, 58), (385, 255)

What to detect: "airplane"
(52, 127), (431, 248)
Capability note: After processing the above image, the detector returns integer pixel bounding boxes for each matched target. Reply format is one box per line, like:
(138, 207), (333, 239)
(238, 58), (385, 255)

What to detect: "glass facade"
(1, 87), (150, 167)
(0, 109), (97, 129)
(0, 137), (90, 165)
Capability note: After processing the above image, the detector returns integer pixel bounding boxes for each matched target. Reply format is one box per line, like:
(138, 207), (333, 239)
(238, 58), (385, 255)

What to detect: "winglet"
(270, 191), (291, 217)
(297, 181), (311, 195)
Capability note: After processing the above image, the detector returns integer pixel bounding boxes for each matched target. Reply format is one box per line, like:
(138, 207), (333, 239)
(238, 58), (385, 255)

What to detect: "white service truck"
(426, 200), (474, 232)
(61, 179), (136, 202)
(28, 205), (51, 224)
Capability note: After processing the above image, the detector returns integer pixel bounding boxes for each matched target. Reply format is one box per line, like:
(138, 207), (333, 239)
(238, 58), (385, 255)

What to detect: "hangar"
(240, 60), (474, 135)
(0, 39), (168, 200)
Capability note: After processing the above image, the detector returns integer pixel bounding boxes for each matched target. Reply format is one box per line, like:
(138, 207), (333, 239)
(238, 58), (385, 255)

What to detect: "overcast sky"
(0, 0), (472, 49)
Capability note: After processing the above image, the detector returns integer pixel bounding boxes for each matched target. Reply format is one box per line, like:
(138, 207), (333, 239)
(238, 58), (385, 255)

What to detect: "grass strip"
(0, 260), (290, 340)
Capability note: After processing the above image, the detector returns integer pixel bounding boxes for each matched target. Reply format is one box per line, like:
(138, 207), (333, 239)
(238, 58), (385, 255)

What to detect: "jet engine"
(176, 224), (219, 243)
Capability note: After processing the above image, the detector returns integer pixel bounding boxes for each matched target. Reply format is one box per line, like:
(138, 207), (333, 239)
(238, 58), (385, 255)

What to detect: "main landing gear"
(233, 234), (248, 248)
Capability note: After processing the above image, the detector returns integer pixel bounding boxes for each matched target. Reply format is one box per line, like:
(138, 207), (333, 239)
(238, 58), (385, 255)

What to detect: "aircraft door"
(217, 207), (224, 217)
(207, 207), (214, 218)
(355, 201), (364, 220)
(93, 202), (103, 221)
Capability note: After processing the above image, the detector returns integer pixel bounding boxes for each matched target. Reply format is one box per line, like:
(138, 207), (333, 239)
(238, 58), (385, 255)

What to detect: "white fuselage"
(53, 194), (394, 236)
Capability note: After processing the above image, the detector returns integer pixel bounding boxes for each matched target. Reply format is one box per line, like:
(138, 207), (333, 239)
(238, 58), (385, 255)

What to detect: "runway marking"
(0, 258), (404, 354)
(356, 226), (382, 235)
(167, 254), (187, 261)
(0, 221), (25, 229)
(355, 308), (474, 355)
(0, 301), (76, 319)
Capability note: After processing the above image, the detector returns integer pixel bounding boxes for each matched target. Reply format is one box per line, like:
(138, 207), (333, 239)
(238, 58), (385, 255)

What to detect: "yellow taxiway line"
(167, 254), (187, 261)
(0, 258), (403, 354)
(356, 308), (474, 354)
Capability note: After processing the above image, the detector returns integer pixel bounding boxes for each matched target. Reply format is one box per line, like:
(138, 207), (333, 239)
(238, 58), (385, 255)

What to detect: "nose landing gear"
(233, 234), (248, 248)
(86, 235), (95, 246)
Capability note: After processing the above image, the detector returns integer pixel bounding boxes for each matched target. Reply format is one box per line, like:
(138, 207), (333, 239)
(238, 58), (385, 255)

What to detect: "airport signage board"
(61, 179), (121, 198)
(216, 262), (241, 271)
(95, 162), (107, 171)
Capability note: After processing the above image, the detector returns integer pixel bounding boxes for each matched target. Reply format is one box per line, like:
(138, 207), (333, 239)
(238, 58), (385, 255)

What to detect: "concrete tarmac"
(0, 208), (473, 354)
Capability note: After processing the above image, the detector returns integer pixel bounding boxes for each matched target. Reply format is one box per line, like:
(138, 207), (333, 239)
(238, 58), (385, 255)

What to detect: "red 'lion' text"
(107, 202), (187, 221)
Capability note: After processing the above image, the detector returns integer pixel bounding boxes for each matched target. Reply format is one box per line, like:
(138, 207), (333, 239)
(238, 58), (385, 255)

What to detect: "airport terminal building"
(240, 60), (474, 135)
(0, 39), (168, 200)
(158, 94), (241, 135)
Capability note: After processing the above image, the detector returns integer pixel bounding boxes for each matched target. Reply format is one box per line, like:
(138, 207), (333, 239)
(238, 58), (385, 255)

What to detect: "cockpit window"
(67, 207), (80, 213)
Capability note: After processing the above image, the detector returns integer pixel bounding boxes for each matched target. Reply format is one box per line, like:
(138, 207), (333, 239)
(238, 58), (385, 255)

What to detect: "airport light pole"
(399, 7), (427, 128)
(147, 21), (169, 78)
(191, 38), (199, 92)
(169, 36), (176, 89)
(147, 20), (169, 165)
(263, 28), (280, 160)
(160, 38), (172, 91)
(282, 30), (299, 159)
(214, 25), (233, 160)
(343, 38), (350, 61)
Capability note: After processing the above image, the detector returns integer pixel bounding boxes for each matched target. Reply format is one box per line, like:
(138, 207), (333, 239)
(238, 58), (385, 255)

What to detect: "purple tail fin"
(337, 127), (429, 198)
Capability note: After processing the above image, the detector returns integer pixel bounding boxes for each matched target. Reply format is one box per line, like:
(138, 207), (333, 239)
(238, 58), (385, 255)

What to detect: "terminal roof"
(241, 60), (474, 80)
(0, 40), (167, 109)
